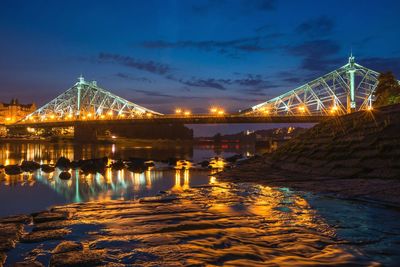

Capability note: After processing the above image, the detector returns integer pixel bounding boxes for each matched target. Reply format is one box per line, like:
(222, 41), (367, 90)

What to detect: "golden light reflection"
(182, 169), (190, 190)
(172, 169), (182, 192)
(175, 160), (192, 170)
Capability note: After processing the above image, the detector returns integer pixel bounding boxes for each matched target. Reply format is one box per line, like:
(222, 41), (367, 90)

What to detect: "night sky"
(1, 0), (400, 117)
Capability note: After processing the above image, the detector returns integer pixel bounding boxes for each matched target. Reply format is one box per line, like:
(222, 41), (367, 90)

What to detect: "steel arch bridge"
(15, 56), (393, 127)
(246, 55), (380, 116)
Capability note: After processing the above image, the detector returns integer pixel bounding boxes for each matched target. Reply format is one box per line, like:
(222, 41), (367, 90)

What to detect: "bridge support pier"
(74, 123), (98, 142)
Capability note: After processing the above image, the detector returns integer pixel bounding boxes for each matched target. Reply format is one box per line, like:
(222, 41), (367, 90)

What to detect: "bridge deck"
(9, 115), (330, 128)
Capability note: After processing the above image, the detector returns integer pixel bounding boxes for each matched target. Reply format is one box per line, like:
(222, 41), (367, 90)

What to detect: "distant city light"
(175, 108), (182, 114)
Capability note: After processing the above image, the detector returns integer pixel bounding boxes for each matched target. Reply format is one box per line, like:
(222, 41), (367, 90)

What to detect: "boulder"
(52, 241), (83, 254)
(21, 228), (70, 243)
(110, 160), (125, 170)
(55, 157), (71, 170)
(41, 164), (55, 173)
(11, 261), (44, 267)
(20, 161), (41, 173)
(49, 250), (105, 267)
(33, 211), (69, 224)
(59, 172), (71, 180)
(5, 165), (22, 175)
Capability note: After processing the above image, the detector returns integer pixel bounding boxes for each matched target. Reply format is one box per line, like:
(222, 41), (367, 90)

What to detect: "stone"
(55, 157), (71, 170)
(41, 164), (55, 173)
(5, 165), (22, 175)
(49, 250), (105, 267)
(20, 161), (41, 173)
(11, 260), (45, 267)
(52, 241), (83, 254)
(21, 228), (70, 243)
(33, 211), (69, 224)
(59, 171), (71, 180)
(0, 252), (6, 265)
(0, 214), (32, 224)
(0, 223), (23, 250)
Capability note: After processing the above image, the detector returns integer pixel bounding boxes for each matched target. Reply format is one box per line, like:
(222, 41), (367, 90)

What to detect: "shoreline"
(217, 158), (400, 208)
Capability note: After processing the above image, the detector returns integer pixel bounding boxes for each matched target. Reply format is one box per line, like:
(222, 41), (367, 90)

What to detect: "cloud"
(296, 17), (334, 37)
(287, 40), (341, 72)
(140, 34), (281, 56)
(97, 53), (172, 75)
(133, 89), (175, 98)
(288, 39), (340, 58)
(177, 78), (227, 90)
(115, 73), (152, 83)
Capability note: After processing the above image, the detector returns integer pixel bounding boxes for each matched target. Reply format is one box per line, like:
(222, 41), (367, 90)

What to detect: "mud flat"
(219, 104), (400, 207)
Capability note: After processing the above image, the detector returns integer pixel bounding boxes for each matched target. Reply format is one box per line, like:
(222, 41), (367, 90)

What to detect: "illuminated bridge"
(8, 56), (384, 137)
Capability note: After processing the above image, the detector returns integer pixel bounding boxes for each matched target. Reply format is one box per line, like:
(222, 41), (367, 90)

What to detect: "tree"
(374, 72), (400, 107)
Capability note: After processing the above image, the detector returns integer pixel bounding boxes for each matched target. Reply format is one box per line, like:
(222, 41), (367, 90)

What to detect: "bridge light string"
(210, 107), (225, 115)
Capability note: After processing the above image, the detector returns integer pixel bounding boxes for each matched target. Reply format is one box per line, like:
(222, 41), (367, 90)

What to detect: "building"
(0, 99), (36, 124)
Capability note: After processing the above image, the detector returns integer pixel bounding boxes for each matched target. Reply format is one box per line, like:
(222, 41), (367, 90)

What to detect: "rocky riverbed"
(3, 182), (399, 266)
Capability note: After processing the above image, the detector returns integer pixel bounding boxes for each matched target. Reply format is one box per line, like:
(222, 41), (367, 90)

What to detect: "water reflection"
(0, 165), (217, 216)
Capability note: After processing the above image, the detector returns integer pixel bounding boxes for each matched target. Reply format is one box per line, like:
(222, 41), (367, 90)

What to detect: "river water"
(1, 141), (400, 266)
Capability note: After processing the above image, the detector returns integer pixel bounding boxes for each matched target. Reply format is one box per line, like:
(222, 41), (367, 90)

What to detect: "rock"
(226, 154), (243, 163)
(33, 211), (69, 224)
(199, 160), (209, 168)
(0, 214), (31, 224)
(59, 171), (71, 180)
(55, 157), (71, 170)
(110, 160), (125, 170)
(139, 195), (178, 203)
(0, 236), (17, 251)
(5, 165), (22, 175)
(144, 161), (155, 168)
(52, 241), (83, 254)
(49, 250), (105, 267)
(21, 228), (70, 243)
(0, 223), (24, 251)
(21, 161), (41, 173)
(70, 160), (80, 169)
(79, 158), (106, 174)
(167, 157), (178, 166)
(127, 164), (146, 173)
(0, 252), (6, 265)
(11, 260), (45, 267)
(41, 164), (55, 173)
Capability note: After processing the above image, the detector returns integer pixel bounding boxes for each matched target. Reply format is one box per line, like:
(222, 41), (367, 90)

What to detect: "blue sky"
(1, 0), (400, 115)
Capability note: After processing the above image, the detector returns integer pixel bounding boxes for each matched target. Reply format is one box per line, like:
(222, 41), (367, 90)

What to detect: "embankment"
(219, 104), (400, 206)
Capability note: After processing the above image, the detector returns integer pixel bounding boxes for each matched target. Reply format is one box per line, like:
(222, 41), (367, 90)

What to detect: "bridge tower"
(347, 54), (356, 113)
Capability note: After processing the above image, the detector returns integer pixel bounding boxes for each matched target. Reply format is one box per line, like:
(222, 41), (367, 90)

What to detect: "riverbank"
(218, 104), (400, 207)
